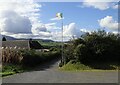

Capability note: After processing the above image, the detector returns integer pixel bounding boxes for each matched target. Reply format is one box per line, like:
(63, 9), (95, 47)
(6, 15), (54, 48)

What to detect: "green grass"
(38, 41), (62, 48)
(1, 64), (27, 77)
(60, 60), (119, 71)
(60, 61), (92, 71)
(1, 72), (15, 77)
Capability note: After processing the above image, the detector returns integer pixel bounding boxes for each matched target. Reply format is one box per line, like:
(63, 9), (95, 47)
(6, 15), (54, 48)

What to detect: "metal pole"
(61, 18), (64, 64)
(118, 2), (120, 37)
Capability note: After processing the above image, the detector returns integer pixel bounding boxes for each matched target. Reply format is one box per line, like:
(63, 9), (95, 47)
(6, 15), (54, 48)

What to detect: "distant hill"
(2, 35), (17, 40)
(2, 35), (54, 42)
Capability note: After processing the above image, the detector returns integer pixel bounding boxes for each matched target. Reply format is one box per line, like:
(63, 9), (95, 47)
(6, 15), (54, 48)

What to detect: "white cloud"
(0, 0), (40, 33)
(98, 16), (118, 30)
(0, 0), (53, 39)
(45, 23), (61, 31)
(63, 23), (83, 37)
(50, 17), (64, 21)
(45, 23), (56, 26)
(82, 0), (118, 10)
(50, 17), (60, 21)
(51, 23), (84, 41)
(1, 31), (51, 39)
(32, 24), (47, 34)
(80, 29), (92, 33)
(112, 31), (119, 34)
(112, 4), (118, 9)
(0, 11), (32, 33)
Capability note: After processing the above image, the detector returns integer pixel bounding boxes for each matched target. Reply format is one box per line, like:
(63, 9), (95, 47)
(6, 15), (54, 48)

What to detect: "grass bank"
(1, 64), (29, 77)
(59, 60), (119, 71)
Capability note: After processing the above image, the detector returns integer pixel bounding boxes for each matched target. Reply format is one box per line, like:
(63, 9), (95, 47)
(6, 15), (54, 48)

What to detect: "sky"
(0, 0), (119, 41)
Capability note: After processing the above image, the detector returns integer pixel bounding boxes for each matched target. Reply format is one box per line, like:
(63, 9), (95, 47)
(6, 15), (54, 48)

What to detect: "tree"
(2, 37), (6, 41)
(64, 30), (120, 64)
(73, 38), (85, 47)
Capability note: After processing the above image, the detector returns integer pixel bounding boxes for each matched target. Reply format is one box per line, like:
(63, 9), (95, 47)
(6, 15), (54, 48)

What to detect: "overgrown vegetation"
(2, 64), (24, 77)
(39, 41), (62, 49)
(21, 49), (61, 66)
(2, 46), (61, 76)
(60, 30), (120, 70)
(60, 60), (92, 71)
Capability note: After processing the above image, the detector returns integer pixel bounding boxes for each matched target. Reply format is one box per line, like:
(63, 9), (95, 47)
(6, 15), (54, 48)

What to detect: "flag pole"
(61, 17), (64, 64)
(56, 13), (64, 65)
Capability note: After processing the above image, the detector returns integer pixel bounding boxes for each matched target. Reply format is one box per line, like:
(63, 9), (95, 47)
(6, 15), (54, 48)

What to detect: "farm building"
(2, 40), (43, 50)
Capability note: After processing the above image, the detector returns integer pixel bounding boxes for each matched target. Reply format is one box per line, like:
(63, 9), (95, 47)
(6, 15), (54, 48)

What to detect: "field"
(38, 41), (62, 49)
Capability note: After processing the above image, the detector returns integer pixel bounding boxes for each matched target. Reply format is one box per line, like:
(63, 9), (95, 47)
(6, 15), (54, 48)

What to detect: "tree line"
(60, 30), (120, 67)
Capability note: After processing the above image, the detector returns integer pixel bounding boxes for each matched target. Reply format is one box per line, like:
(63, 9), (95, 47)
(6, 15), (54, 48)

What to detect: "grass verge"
(60, 61), (92, 71)
(59, 60), (119, 71)
(1, 72), (15, 77)
(1, 64), (32, 77)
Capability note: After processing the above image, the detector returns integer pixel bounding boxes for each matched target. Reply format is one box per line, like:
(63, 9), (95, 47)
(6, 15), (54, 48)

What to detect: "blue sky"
(40, 2), (118, 32)
(0, 1), (119, 41)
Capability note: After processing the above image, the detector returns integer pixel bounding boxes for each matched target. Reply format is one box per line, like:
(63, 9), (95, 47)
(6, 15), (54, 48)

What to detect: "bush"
(21, 50), (43, 66)
(74, 44), (92, 63)
(60, 60), (92, 71)
(49, 47), (60, 52)
(38, 51), (60, 61)
(2, 48), (61, 67)
(21, 50), (61, 66)
(63, 30), (120, 65)
(63, 44), (75, 64)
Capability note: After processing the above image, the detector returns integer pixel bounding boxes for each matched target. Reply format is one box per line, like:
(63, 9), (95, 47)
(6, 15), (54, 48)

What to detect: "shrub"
(63, 44), (75, 64)
(2, 48), (61, 67)
(49, 47), (60, 52)
(21, 50), (61, 66)
(21, 50), (43, 66)
(73, 38), (85, 47)
(38, 51), (60, 60)
(60, 60), (92, 71)
(63, 30), (120, 65)
(74, 44), (91, 63)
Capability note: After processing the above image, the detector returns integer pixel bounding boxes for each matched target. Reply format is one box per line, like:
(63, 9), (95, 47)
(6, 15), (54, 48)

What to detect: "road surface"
(2, 58), (118, 83)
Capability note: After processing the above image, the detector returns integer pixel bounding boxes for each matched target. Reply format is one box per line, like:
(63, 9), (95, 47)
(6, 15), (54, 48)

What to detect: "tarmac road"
(2, 58), (118, 83)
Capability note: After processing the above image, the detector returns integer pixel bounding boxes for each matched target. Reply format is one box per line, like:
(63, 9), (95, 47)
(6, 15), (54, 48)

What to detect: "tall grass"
(2, 48), (61, 66)
(2, 48), (23, 64)
(1, 46), (61, 77)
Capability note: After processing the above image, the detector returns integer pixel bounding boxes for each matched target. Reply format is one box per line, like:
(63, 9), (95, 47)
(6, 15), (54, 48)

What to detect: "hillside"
(1, 35), (54, 42)
(2, 35), (16, 40)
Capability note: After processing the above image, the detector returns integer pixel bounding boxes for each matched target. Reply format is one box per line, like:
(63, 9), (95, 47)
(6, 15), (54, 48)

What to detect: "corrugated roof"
(2, 40), (30, 49)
